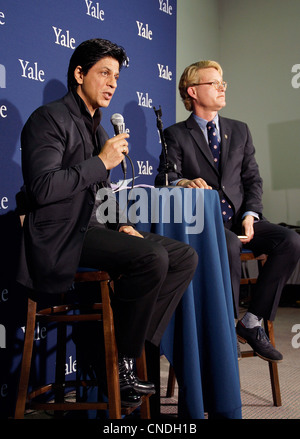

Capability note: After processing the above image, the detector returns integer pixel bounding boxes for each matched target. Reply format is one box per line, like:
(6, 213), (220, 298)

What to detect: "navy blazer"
(17, 92), (112, 293)
(155, 114), (263, 224)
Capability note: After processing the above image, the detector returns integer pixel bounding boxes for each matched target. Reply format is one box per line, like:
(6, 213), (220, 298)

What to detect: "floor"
(21, 303), (300, 421)
(160, 304), (300, 419)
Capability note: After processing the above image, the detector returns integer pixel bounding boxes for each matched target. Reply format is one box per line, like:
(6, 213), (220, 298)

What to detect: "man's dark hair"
(67, 38), (128, 91)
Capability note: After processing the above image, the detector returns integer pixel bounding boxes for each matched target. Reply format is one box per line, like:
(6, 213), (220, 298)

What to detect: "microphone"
(110, 113), (127, 174)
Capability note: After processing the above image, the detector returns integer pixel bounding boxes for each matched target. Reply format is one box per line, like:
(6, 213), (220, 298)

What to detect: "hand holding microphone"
(98, 113), (129, 172)
(110, 113), (127, 175)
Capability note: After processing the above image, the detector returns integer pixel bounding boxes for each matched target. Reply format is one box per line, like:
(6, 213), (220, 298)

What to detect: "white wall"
(177, 0), (300, 225)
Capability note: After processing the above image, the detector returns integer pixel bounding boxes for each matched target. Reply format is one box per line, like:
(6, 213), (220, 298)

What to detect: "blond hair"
(179, 61), (223, 111)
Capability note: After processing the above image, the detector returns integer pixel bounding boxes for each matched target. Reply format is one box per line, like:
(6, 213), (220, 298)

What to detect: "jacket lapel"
(95, 121), (109, 154)
(186, 114), (218, 174)
(219, 116), (231, 175)
(63, 92), (91, 160)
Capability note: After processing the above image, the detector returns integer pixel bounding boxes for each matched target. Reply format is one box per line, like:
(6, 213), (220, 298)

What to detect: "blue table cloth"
(118, 187), (242, 419)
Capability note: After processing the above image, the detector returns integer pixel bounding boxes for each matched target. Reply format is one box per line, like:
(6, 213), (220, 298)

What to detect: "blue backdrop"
(0, 0), (176, 418)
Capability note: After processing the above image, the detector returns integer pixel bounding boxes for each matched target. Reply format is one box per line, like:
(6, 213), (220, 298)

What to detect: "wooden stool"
(14, 270), (151, 419)
(239, 250), (282, 407)
(240, 250), (267, 288)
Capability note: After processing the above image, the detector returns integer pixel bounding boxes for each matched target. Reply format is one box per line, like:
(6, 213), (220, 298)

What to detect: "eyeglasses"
(190, 81), (228, 91)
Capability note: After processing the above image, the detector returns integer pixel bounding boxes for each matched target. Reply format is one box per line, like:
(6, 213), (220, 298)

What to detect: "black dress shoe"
(118, 357), (142, 407)
(236, 320), (283, 363)
(119, 387), (142, 407)
(127, 357), (156, 394)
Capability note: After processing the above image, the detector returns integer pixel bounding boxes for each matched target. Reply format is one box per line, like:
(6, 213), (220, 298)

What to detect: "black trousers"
(225, 220), (300, 321)
(79, 226), (198, 357)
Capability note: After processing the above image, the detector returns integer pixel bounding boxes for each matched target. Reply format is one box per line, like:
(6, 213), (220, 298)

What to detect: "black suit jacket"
(17, 92), (113, 293)
(155, 114), (263, 224)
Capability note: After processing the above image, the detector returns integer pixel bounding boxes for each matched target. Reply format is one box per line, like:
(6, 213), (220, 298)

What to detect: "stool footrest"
(29, 401), (108, 411)
(36, 303), (103, 322)
(240, 350), (257, 358)
(27, 382), (152, 416)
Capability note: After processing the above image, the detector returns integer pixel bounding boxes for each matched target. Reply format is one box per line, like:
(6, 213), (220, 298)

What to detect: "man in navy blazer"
(17, 39), (198, 407)
(155, 60), (300, 362)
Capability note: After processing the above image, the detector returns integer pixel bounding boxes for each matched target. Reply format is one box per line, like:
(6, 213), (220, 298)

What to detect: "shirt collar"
(193, 113), (219, 132)
(72, 90), (102, 130)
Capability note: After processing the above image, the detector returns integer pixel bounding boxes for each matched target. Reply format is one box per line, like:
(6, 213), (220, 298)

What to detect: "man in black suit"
(18, 39), (198, 407)
(155, 60), (300, 362)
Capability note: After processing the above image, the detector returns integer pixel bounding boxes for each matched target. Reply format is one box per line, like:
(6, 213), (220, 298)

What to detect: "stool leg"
(101, 280), (121, 419)
(136, 349), (150, 419)
(145, 342), (160, 419)
(54, 320), (67, 417)
(14, 298), (37, 419)
(166, 364), (176, 398)
(264, 320), (282, 407)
